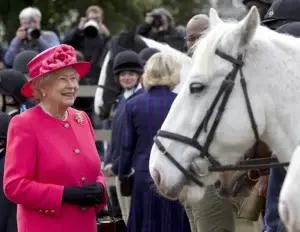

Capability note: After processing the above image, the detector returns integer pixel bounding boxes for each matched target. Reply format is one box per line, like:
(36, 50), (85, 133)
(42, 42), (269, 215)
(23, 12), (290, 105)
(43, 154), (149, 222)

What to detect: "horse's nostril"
(153, 169), (161, 186)
(214, 180), (221, 189)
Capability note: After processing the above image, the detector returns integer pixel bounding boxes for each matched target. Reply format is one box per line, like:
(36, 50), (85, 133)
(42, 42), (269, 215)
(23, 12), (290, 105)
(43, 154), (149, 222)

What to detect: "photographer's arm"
(61, 28), (83, 50)
(136, 23), (152, 37)
(3, 38), (22, 67)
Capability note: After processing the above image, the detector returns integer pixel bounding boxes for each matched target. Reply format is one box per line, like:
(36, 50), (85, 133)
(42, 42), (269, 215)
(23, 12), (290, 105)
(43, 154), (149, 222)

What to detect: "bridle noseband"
(154, 49), (289, 188)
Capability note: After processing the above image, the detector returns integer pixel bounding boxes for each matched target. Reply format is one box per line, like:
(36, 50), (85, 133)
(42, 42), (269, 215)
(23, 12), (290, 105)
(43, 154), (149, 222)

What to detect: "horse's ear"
(235, 6), (260, 48)
(209, 8), (223, 28)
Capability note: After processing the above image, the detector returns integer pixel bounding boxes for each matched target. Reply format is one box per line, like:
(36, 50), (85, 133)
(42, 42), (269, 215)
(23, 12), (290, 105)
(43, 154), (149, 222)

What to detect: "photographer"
(136, 8), (185, 52)
(4, 7), (60, 67)
(62, 5), (111, 85)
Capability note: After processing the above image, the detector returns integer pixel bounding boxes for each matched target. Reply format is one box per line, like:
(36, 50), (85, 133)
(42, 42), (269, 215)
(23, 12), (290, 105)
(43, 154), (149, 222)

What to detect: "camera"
(26, 28), (41, 40)
(151, 13), (163, 28)
(83, 19), (99, 38)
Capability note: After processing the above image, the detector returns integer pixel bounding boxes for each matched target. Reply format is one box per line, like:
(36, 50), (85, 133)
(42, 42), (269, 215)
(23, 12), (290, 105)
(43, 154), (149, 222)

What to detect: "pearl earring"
(42, 93), (46, 97)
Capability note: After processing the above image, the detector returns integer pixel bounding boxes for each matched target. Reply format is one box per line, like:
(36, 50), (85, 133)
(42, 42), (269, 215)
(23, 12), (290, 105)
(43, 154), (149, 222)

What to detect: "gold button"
(74, 149), (80, 154)
(45, 210), (49, 214)
(39, 209), (43, 213)
(64, 123), (70, 128)
(50, 210), (55, 214)
(82, 207), (87, 211)
(81, 177), (86, 183)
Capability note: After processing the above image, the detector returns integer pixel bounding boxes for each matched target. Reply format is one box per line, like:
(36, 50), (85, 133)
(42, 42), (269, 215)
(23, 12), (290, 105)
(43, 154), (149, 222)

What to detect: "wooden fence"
(78, 85), (112, 142)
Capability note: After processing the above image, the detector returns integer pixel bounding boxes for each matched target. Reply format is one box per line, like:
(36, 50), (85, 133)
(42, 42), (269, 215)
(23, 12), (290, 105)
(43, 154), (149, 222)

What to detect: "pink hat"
(21, 44), (90, 98)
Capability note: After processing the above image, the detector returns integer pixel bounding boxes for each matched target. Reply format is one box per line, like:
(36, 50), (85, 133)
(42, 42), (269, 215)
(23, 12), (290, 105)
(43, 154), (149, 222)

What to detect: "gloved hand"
(62, 183), (105, 207)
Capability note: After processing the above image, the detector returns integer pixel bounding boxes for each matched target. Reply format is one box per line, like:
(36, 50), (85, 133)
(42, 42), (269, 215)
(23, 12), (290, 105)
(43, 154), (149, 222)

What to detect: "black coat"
(0, 149), (17, 232)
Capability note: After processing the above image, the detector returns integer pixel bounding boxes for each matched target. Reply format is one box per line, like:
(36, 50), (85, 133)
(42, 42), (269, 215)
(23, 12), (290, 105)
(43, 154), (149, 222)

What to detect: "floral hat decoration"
(21, 44), (90, 98)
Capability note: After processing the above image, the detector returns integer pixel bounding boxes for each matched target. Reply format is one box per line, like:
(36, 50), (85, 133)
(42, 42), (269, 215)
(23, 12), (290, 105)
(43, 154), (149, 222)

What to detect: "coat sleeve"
(83, 112), (107, 212)
(118, 103), (136, 177)
(3, 115), (64, 213)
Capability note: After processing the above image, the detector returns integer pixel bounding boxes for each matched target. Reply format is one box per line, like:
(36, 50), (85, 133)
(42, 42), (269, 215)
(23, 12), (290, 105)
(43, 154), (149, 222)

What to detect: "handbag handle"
(105, 187), (117, 219)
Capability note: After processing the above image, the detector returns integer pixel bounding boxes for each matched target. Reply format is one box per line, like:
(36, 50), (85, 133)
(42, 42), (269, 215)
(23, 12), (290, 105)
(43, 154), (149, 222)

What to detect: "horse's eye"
(189, 82), (206, 94)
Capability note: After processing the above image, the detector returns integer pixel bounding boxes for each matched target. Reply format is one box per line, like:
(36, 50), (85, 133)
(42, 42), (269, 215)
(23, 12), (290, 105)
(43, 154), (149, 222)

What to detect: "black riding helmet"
(0, 112), (11, 140)
(262, 0), (300, 29)
(242, 0), (272, 5)
(113, 50), (143, 76)
(0, 69), (28, 105)
(13, 50), (38, 74)
(276, 21), (300, 37)
(139, 48), (160, 66)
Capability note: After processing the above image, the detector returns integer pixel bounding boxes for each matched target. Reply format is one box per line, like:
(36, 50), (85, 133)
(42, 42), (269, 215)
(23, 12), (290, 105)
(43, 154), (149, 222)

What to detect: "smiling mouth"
(62, 93), (75, 97)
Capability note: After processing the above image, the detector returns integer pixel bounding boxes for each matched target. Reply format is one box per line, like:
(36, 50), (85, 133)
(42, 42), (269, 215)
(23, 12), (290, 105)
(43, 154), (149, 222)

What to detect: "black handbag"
(97, 190), (126, 232)
(119, 169), (134, 197)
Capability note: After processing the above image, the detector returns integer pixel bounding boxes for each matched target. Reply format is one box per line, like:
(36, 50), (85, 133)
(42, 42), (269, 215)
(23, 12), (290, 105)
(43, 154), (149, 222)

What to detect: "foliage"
(0, 0), (209, 43)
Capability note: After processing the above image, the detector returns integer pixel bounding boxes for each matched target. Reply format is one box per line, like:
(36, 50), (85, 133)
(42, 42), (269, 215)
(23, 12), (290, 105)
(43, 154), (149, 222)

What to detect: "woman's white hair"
(142, 52), (181, 90)
(31, 74), (51, 101)
(19, 7), (42, 20)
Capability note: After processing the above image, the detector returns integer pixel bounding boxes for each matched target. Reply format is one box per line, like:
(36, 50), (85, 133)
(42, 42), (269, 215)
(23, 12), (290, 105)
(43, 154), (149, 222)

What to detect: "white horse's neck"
(244, 30), (300, 161)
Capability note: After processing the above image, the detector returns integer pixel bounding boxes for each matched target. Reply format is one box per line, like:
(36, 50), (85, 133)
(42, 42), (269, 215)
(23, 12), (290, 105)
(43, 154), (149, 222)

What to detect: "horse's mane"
(141, 36), (191, 64)
(192, 20), (300, 83)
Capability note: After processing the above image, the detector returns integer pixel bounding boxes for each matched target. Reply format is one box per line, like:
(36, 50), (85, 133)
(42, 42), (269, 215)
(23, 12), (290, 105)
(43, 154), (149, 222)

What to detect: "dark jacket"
(118, 86), (176, 176)
(105, 88), (144, 174)
(0, 149), (17, 232)
(62, 27), (111, 85)
(137, 24), (185, 52)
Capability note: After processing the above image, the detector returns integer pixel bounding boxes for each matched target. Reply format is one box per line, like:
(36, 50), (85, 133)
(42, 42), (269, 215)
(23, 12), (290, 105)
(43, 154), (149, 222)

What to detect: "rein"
(154, 49), (289, 188)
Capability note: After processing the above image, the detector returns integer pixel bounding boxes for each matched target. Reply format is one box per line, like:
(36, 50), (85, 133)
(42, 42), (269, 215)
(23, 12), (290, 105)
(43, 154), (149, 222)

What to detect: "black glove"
(62, 183), (104, 207)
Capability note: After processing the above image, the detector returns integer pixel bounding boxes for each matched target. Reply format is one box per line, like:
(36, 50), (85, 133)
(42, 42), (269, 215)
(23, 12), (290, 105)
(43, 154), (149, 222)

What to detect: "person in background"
(242, 0), (272, 19)
(103, 50), (144, 224)
(0, 69), (29, 115)
(261, 0), (300, 30)
(62, 5), (111, 85)
(0, 45), (5, 70)
(138, 47), (160, 66)
(4, 7), (60, 67)
(137, 8), (185, 52)
(3, 44), (106, 232)
(185, 14), (209, 55)
(12, 50), (38, 80)
(0, 112), (16, 232)
(118, 52), (190, 232)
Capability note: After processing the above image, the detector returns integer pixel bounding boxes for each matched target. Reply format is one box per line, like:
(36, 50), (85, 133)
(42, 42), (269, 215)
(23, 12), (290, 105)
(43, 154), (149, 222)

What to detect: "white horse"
(94, 36), (191, 116)
(149, 6), (300, 231)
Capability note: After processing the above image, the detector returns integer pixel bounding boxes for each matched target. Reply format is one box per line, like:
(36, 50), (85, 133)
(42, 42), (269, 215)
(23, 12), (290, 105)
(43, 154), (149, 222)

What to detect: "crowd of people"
(0, 0), (299, 231)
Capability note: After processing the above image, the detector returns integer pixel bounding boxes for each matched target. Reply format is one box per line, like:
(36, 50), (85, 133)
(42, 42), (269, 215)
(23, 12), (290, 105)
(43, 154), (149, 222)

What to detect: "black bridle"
(153, 49), (289, 188)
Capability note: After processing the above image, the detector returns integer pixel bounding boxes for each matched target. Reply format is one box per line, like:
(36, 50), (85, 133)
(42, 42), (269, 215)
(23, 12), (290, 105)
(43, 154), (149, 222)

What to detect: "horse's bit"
(153, 49), (289, 188)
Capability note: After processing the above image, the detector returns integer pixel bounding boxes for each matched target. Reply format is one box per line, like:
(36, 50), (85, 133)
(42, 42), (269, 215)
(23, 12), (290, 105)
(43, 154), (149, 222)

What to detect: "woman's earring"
(42, 93), (46, 97)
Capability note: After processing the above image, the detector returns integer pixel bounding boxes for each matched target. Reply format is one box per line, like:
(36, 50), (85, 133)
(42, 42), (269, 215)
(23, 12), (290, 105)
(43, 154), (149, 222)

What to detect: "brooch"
(75, 111), (84, 125)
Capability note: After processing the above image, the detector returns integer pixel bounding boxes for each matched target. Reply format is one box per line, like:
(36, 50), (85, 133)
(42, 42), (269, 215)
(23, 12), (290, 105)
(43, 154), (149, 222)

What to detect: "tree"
(0, 0), (209, 43)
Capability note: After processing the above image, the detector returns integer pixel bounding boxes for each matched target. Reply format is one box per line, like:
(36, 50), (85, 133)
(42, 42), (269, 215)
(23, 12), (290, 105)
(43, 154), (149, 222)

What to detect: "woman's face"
(119, 71), (139, 90)
(42, 67), (79, 108)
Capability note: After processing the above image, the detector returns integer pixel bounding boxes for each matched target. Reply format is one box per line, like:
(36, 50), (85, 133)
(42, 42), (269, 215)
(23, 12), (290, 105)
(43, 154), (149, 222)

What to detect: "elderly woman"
(3, 44), (106, 232)
(118, 52), (191, 232)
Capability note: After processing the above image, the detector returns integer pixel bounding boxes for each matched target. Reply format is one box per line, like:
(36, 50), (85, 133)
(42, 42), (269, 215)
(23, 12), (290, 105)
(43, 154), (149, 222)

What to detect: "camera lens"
(27, 28), (41, 40)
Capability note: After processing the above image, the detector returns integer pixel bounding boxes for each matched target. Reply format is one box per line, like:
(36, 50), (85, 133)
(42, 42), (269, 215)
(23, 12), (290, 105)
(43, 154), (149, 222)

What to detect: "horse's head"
(149, 6), (267, 202)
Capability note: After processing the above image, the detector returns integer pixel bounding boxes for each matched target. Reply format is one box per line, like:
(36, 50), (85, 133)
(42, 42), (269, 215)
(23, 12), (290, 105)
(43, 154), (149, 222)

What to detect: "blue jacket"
(118, 86), (176, 176)
(265, 162), (286, 232)
(105, 88), (144, 174)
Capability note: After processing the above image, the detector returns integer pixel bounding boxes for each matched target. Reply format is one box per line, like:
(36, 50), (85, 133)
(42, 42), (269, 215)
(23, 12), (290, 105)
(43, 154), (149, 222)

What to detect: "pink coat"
(3, 106), (107, 232)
